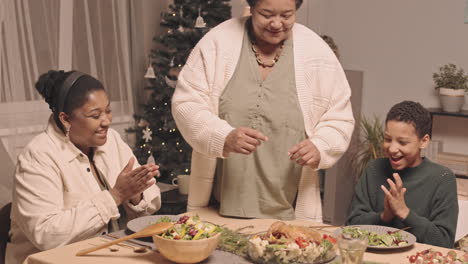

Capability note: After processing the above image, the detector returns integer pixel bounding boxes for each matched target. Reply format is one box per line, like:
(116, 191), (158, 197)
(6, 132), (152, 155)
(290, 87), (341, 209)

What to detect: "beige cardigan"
(6, 117), (161, 264)
(172, 17), (354, 221)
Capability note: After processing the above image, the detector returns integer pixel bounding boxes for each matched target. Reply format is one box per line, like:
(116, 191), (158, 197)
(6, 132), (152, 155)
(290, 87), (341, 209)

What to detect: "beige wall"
(305, 0), (468, 155)
(231, 0), (312, 24)
(233, 0), (468, 155)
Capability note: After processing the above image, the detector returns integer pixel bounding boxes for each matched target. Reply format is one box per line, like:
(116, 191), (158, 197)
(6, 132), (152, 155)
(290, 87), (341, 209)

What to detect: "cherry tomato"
(324, 235), (337, 244)
(295, 237), (309, 248)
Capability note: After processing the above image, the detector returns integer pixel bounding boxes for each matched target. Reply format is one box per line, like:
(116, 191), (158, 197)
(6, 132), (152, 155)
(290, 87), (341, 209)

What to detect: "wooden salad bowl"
(152, 232), (221, 264)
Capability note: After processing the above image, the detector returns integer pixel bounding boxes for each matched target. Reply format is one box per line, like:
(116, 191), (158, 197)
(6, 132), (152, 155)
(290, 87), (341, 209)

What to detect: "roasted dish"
(247, 221), (336, 264)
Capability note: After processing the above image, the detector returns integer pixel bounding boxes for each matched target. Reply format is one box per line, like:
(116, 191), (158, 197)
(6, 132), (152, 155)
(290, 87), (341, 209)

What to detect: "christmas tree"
(128, 0), (231, 183)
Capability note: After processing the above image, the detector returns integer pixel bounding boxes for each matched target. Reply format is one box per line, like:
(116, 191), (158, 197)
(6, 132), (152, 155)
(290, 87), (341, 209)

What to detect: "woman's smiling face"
(250, 0), (296, 46)
(383, 120), (429, 170)
(67, 90), (112, 155)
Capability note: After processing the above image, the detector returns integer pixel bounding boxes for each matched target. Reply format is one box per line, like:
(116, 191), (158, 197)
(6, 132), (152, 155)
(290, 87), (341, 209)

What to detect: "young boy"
(346, 101), (459, 248)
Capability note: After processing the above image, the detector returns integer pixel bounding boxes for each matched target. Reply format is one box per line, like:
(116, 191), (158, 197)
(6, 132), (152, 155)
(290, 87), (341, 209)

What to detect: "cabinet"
(428, 107), (468, 180)
(156, 189), (187, 215)
(428, 108), (468, 241)
(322, 70), (363, 225)
(155, 182), (187, 215)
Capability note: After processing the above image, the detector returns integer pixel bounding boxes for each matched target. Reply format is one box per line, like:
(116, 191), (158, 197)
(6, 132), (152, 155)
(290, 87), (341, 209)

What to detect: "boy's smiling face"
(384, 120), (430, 170)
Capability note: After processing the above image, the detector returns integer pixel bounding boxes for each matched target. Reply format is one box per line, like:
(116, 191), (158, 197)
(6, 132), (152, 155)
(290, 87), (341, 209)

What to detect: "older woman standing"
(6, 70), (161, 264)
(172, 0), (354, 221)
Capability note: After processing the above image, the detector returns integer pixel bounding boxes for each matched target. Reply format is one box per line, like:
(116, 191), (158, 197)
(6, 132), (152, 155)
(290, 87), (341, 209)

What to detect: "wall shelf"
(428, 108), (468, 118)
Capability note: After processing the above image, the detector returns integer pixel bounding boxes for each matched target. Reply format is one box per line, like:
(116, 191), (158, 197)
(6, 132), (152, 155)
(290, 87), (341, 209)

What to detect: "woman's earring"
(65, 127), (70, 138)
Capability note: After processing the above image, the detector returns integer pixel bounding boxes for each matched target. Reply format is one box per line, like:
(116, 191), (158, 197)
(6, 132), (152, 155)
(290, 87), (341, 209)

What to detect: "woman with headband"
(6, 70), (161, 264)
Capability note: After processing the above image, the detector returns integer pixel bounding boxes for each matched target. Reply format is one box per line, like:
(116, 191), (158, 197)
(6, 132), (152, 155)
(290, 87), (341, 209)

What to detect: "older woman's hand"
(109, 157), (159, 205)
(223, 127), (268, 156)
(288, 139), (321, 169)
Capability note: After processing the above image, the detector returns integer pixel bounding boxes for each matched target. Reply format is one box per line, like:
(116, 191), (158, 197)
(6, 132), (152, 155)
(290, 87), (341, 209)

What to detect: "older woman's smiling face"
(250, 0), (296, 46)
(67, 90), (112, 155)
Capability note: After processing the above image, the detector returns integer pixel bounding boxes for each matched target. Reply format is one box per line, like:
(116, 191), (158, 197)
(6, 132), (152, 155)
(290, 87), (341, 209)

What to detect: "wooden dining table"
(23, 207), (465, 264)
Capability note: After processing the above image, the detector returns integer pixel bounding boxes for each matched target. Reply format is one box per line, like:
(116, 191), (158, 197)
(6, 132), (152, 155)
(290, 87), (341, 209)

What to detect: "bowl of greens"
(334, 225), (416, 249)
(152, 215), (221, 263)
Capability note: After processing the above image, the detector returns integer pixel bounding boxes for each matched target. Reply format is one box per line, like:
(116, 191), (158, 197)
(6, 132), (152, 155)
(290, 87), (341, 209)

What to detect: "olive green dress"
(214, 25), (306, 220)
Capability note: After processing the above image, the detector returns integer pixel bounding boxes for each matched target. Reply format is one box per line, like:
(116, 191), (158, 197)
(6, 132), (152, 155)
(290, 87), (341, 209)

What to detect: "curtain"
(0, 0), (59, 102)
(0, 0), (136, 161)
(465, 0), (468, 24)
(72, 0), (134, 115)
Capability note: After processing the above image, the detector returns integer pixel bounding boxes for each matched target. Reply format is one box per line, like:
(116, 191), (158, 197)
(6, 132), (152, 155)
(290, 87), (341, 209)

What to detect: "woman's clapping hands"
(110, 157), (159, 205)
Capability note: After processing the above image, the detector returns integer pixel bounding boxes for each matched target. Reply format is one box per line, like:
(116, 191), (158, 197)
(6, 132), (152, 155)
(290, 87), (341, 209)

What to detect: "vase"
(439, 88), (466, 112)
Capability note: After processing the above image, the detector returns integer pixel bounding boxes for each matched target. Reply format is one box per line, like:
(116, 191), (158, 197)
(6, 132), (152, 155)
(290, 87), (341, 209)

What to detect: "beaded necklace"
(251, 41), (284, 68)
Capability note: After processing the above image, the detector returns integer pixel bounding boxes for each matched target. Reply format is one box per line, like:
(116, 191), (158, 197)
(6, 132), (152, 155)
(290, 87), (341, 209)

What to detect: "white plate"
(333, 225), (416, 250)
(126, 215), (180, 233)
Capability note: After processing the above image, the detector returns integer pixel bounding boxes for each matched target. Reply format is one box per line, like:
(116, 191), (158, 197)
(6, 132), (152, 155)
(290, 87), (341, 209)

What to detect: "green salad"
(341, 226), (408, 247)
(155, 215), (221, 240)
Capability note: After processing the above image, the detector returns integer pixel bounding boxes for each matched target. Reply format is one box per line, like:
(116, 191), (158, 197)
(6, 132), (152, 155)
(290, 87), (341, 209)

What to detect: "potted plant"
(433, 63), (468, 112)
(350, 116), (386, 182)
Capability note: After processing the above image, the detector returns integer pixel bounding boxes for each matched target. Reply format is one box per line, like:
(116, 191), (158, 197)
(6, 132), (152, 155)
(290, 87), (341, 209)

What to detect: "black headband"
(57, 71), (86, 114)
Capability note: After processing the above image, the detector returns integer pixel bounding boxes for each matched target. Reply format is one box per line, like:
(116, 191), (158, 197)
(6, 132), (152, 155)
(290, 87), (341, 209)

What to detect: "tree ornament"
(147, 154), (156, 165)
(195, 8), (206, 28)
(165, 76), (177, 89)
(168, 67), (181, 79)
(142, 126), (152, 142)
(178, 25), (185, 32)
(138, 119), (150, 127)
(144, 58), (156, 79)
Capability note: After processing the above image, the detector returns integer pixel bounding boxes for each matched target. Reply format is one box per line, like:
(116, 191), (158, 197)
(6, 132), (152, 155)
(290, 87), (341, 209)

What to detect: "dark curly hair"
(35, 70), (104, 132)
(246, 0), (303, 9)
(385, 101), (432, 139)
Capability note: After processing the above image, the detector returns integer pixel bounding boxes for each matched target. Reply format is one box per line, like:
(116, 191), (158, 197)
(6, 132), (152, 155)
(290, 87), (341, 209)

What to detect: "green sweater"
(346, 158), (458, 248)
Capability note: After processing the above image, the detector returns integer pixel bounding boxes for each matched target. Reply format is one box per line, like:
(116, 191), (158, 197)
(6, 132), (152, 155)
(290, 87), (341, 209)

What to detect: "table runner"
(24, 207), (464, 264)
